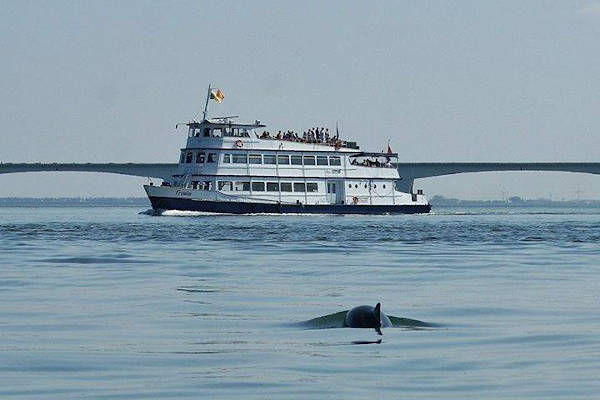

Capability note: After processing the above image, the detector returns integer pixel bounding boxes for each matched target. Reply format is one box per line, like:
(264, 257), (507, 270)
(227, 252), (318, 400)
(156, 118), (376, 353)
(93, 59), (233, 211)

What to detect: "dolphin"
(343, 302), (393, 335)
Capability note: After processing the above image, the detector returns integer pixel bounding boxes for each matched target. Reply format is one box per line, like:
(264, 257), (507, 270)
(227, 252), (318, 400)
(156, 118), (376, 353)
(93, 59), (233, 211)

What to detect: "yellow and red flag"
(210, 88), (225, 103)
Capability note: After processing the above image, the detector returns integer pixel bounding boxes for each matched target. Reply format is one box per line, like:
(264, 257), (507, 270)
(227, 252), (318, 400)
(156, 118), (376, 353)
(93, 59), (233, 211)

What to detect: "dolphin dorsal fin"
(374, 302), (381, 323)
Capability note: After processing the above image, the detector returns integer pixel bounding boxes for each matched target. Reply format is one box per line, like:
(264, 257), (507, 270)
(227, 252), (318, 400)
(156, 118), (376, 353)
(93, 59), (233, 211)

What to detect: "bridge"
(394, 162), (600, 193)
(0, 163), (178, 180)
(1, 162), (599, 194)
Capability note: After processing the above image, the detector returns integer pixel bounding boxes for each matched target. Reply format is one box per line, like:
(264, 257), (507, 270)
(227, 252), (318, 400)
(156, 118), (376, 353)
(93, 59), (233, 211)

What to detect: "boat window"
(223, 154), (231, 163)
(197, 181), (212, 190)
(293, 183), (306, 192)
(232, 154), (248, 164)
(232, 128), (239, 136)
(234, 181), (250, 191)
(364, 184), (367, 188)
(303, 156), (316, 165)
(213, 128), (222, 137)
(355, 184), (358, 188)
(203, 128), (210, 137)
(267, 182), (279, 192)
(264, 154), (277, 164)
(218, 181), (232, 191)
(249, 154), (262, 164)
(291, 155), (303, 165)
(329, 156), (341, 166)
(306, 183), (318, 192)
(317, 156), (328, 166)
(277, 155), (290, 165)
(207, 153), (217, 163)
(196, 152), (205, 163)
(280, 182), (292, 192)
(252, 181), (265, 191)
(185, 152), (193, 163)
(383, 184), (386, 188)
(180, 152), (185, 163)
(373, 184), (377, 188)
(348, 184), (352, 188)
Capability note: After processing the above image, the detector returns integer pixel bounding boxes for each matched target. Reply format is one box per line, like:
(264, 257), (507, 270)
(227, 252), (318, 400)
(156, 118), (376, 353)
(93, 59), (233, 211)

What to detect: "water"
(1, 206), (599, 399)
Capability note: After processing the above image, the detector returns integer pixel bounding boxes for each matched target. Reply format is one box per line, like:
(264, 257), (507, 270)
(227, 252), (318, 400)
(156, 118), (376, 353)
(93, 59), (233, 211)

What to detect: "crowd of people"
(350, 158), (393, 168)
(258, 127), (344, 147)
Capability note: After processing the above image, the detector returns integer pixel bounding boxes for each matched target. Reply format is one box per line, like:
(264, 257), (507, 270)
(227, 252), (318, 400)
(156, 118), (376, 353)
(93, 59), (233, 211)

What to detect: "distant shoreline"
(0, 197), (150, 207)
(0, 196), (599, 207)
(430, 195), (600, 207)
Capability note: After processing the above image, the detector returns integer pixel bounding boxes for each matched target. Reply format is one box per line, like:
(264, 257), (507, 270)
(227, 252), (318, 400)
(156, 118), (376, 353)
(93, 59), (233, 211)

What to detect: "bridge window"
(204, 128), (210, 137)
(213, 128), (222, 137)
(251, 182), (265, 192)
(267, 182), (279, 192)
(232, 154), (247, 164)
(329, 156), (341, 166)
(280, 182), (292, 192)
(249, 154), (262, 164)
(293, 183), (306, 192)
(196, 152), (205, 163)
(223, 154), (231, 163)
(218, 181), (232, 191)
(264, 155), (277, 164)
(291, 155), (303, 165)
(303, 156), (316, 165)
(307, 183), (318, 192)
(277, 155), (290, 165)
(185, 152), (193, 163)
(207, 153), (217, 163)
(317, 156), (328, 166)
(234, 181), (250, 191)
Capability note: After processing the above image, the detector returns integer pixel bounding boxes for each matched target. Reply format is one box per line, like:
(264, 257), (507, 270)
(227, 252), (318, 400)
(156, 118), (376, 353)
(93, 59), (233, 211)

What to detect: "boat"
(143, 86), (431, 214)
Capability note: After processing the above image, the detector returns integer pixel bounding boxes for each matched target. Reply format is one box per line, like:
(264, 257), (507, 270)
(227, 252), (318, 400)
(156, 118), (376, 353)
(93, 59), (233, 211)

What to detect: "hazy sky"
(1, 1), (600, 199)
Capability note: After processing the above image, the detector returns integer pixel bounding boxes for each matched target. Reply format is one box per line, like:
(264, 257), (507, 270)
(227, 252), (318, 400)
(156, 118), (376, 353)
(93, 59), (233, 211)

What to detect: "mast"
(202, 83), (212, 121)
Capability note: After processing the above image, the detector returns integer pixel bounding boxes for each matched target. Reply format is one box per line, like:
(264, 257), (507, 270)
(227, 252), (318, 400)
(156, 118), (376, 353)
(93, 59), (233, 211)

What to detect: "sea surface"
(1, 206), (599, 399)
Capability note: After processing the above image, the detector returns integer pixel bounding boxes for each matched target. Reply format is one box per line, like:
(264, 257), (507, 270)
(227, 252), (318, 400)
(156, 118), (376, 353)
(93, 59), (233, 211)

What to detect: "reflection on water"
(0, 206), (600, 399)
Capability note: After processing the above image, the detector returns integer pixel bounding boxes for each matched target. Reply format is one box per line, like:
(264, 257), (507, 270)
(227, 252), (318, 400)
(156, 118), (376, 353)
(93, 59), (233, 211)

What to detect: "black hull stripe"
(148, 196), (431, 215)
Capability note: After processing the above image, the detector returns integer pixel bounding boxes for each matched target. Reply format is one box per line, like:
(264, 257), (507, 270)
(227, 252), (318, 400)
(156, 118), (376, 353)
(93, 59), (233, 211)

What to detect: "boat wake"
(139, 208), (224, 217)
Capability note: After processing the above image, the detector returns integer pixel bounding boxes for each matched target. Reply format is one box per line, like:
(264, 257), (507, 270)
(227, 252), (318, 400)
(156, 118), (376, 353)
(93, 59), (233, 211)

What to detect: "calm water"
(1, 206), (599, 399)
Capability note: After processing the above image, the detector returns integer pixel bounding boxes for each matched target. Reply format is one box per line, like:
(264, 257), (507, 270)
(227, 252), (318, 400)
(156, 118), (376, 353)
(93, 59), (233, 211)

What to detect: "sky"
(1, 0), (599, 199)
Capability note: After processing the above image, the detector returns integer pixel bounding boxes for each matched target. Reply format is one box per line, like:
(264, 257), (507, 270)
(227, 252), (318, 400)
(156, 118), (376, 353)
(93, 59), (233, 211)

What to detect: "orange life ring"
(235, 140), (243, 148)
(352, 196), (359, 205)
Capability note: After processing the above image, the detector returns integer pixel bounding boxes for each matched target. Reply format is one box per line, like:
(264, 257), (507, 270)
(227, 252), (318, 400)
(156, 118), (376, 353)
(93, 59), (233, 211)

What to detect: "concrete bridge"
(0, 163), (179, 180)
(394, 162), (600, 193)
(1, 162), (599, 194)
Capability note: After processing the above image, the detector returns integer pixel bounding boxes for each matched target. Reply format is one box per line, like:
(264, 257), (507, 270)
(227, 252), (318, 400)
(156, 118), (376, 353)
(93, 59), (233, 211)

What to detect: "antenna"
(202, 83), (212, 121)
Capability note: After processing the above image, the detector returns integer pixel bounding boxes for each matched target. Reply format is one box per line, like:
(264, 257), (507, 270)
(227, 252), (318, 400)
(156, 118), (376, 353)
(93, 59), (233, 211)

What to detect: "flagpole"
(202, 83), (212, 121)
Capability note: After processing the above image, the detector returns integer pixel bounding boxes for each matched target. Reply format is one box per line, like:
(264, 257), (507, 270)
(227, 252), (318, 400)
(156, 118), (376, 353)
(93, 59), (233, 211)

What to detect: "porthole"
(348, 184), (352, 188)
(355, 184), (358, 188)
(383, 184), (386, 189)
(373, 184), (377, 188)
(364, 184), (367, 188)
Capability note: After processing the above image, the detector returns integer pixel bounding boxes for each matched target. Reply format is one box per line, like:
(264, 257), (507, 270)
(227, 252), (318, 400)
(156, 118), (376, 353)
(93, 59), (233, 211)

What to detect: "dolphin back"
(344, 303), (392, 330)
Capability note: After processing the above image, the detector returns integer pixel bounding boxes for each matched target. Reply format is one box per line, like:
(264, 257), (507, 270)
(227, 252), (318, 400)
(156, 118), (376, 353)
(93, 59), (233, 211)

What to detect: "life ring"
(235, 140), (243, 148)
(352, 196), (359, 205)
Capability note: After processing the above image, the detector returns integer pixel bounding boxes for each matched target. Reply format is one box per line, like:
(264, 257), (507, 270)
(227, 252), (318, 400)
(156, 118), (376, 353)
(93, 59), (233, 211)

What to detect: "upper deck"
(183, 119), (360, 153)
